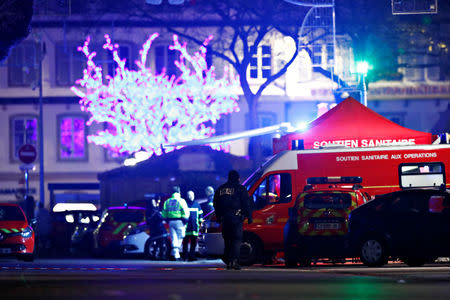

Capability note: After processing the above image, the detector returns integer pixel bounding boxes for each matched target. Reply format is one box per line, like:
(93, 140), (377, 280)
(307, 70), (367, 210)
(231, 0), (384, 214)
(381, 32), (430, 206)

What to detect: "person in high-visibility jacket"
(161, 186), (190, 261)
(182, 190), (203, 261)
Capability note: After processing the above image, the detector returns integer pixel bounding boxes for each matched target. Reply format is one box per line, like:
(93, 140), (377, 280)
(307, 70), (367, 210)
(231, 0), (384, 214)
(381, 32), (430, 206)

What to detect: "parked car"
(92, 206), (146, 255)
(198, 210), (224, 258)
(284, 176), (369, 267)
(51, 210), (100, 256)
(120, 221), (170, 260)
(0, 203), (35, 261)
(349, 188), (450, 267)
(70, 211), (101, 256)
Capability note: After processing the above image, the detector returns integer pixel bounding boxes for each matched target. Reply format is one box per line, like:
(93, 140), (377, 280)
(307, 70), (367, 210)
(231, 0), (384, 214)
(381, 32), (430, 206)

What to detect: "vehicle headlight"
(21, 226), (33, 238)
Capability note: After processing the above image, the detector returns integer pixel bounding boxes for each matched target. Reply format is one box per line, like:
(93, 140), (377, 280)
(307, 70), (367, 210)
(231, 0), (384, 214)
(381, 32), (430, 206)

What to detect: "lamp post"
(356, 61), (369, 106)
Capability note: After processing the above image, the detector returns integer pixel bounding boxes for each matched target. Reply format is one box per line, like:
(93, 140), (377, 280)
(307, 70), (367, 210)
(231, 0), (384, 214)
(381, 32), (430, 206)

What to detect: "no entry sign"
(18, 144), (37, 164)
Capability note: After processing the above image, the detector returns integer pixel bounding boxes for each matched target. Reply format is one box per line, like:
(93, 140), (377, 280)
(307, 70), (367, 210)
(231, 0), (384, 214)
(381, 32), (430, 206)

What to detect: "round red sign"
(18, 144), (37, 164)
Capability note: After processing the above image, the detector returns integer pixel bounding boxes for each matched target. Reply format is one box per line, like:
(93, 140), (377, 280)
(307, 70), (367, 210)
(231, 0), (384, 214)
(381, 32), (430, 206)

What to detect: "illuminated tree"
(71, 33), (240, 157)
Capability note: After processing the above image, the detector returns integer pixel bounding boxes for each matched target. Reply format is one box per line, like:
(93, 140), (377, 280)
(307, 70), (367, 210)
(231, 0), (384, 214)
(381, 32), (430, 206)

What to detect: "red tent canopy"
(273, 97), (433, 153)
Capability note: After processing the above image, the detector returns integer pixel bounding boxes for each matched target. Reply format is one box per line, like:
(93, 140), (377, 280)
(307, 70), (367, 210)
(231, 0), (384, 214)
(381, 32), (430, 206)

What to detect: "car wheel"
(238, 234), (263, 266)
(145, 238), (170, 260)
(360, 237), (388, 267)
(402, 256), (428, 267)
(159, 238), (171, 260)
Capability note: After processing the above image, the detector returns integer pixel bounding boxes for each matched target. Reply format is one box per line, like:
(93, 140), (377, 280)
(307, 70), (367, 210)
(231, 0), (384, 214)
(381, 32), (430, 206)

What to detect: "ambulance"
(283, 176), (369, 267)
(239, 142), (450, 265)
(182, 98), (450, 265)
(234, 98), (450, 266)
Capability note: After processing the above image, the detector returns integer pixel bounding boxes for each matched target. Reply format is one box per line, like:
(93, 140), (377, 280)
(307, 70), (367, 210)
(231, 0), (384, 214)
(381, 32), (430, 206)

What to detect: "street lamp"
(356, 61), (370, 106)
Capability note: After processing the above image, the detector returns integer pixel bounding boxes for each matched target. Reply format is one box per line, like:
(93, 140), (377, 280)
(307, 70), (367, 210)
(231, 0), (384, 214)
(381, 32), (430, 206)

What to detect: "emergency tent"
(273, 97), (434, 153)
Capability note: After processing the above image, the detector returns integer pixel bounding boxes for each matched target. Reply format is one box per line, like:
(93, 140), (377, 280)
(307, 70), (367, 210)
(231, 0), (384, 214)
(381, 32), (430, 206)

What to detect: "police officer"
(161, 186), (190, 261)
(213, 170), (252, 270)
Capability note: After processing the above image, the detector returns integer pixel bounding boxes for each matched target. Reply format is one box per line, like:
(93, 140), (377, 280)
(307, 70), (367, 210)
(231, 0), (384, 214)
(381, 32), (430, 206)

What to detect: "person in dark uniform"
(145, 197), (167, 260)
(213, 170), (252, 270)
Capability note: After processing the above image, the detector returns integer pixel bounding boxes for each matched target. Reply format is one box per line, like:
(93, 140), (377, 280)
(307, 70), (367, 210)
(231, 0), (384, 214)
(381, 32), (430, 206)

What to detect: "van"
(283, 176), (369, 267)
(239, 144), (450, 266)
(92, 206), (146, 255)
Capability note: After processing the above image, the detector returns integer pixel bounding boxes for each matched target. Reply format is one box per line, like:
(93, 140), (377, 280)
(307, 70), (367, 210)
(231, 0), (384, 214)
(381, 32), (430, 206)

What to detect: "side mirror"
(30, 218), (37, 228)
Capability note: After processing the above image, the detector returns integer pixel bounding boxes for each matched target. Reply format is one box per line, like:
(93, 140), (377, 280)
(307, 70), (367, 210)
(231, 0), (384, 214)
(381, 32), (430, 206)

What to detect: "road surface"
(0, 258), (449, 300)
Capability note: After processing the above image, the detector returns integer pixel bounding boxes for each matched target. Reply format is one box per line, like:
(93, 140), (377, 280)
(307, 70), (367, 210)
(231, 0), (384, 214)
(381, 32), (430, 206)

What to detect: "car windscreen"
(0, 206), (25, 221)
(303, 193), (352, 209)
(109, 210), (144, 223)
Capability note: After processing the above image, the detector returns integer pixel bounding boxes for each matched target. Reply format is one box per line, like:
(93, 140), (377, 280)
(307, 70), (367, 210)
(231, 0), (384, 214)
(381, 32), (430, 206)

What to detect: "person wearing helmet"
(213, 170), (253, 270)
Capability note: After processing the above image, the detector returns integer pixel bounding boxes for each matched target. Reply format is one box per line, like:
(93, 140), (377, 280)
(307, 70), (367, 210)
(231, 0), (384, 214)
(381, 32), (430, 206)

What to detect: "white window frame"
(55, 42), (86, 86)
(57, 114), (88, 161)
(7, 42), (40, 87)
(248, 45), (272, 81)
(153, 44), (180, 77)
(10, 115), (39, 163)
(55, 41), (133, 86)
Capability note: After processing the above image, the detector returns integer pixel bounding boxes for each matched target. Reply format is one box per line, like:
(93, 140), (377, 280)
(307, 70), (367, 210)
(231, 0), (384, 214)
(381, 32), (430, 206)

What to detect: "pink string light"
(71, 33), (240, 157)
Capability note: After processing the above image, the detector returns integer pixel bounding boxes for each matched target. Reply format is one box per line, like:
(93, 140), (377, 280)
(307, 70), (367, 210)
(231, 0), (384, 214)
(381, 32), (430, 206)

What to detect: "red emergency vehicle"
(284, 176), (369, 266)
(176, 98), (450, 265)
(215, 98), (449, 265)
(0, 203), (35, 261)
(92, 206), (146, 255)
(239, 144), (450, 265)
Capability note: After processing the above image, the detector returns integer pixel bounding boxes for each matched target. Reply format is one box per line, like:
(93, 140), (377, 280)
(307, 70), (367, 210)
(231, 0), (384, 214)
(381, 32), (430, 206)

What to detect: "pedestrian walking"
(213, 170), (253, 270)
(182, 190), (203, 261)
(161, 186), (190, 261)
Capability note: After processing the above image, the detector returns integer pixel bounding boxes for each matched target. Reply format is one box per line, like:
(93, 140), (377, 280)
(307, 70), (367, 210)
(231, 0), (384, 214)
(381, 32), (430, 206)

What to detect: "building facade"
(1, 4), (449, 209)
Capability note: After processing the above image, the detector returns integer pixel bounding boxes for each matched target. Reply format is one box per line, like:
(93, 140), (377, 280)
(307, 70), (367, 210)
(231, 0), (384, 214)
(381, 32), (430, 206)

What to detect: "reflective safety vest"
(186, 202), (203, 236)
(161, 194), (190, 220)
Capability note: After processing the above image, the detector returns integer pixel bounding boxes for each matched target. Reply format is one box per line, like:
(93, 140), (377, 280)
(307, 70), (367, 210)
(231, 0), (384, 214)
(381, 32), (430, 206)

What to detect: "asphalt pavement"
(0, 258), (449, 300)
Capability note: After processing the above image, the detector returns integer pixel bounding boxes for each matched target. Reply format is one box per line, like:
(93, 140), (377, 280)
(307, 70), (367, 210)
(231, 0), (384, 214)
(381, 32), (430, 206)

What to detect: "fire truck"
(239, 143), (450, 265)
(177, 98), (450, 265)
